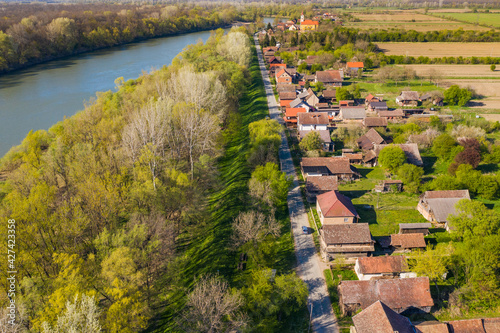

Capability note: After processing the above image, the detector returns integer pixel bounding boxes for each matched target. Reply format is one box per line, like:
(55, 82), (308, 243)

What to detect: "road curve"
(253, 35), (339, 333)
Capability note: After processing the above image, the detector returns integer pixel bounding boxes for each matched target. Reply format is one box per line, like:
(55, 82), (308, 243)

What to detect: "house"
(315, 70), (344, 86)
(298, 112), (329, 131)
(399, 223), (432, 236)
(342, 152), (363, 164)
(276, 84), (296, 92)
(320, 223), (374, 260)
(396, 91), (420, 107)
(354, 256), (415, 281)
(415, 321), (450, 333)
(316, 190), (359, 225)
(299, 130), (333, 151)
(417, 190), (470, 228)
(379, 109), (405, 120)
(420, 93), (444, 106)
(483, 317), (500, 332)
(338, 277), (434, 316)
(351, 301), (415, 333)
(363, 117), (388, 128)
(373, 144), (423, 166)
(288, 24), (300, 31)
(305, 88), (320, 108)
(447, 319), (486, 333)
(300, 157), (360, 181)
(391, 233), (427, 250)
(279, 91), (296, 102)
(374, 180), (403, 193)
(340, 106), (366, 120)
(267, 56), (282, 65)
(340, 100), (355, 107)
(300, 19), (319, 31)
(303, 74), (316, 82)
(322, 89), (336, 102)
(305, 55), (318, 66)
(365, 93), (382, 105)
(357, 128), (386, 151)
(368, 101), (388, 112)
(283, 107), (306, 127)
(275, 69), (292, 84)
(269, 63), (286, 75)
(289, 97), (311, 112)
(346, 61), (364, 75)
(305, 176), (338, 202)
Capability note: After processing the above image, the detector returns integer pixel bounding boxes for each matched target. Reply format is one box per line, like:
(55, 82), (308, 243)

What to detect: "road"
(253, 35), (339, 333)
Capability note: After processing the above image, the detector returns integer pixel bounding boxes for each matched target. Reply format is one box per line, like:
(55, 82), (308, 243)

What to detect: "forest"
(0, 28), (308, 332)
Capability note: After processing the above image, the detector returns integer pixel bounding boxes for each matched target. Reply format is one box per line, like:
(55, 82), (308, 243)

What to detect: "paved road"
(253, 36), (339, 333)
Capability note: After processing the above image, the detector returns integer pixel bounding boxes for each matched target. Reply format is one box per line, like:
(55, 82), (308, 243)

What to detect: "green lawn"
(437, 12), (500, 28)
(324, 269), (356, 333)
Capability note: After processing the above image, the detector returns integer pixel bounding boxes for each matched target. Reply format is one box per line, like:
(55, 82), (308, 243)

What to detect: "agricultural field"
(344, 12), (490, 31)
(430, 12), (500, 28)
(376, 42), (500, 57)
(401, 64), (500, 78)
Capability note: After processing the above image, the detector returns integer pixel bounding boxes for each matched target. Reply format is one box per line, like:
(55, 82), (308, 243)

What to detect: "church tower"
(300, 11), (304, 23)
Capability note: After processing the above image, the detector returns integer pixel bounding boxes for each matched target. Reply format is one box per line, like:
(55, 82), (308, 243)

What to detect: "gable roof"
(415, 321), (450, 333)
(299, 130), (331, 143)
(285, 107), (307, 118)
(306, 176), (338, 193)
(364, 117), (388, 127)
(374, 143), (423, 166)
(365, 93), (381, 102)
(322, 90), (336, 99)
(379, 110), (405, 117)
(279, 91), (296, 100)
(339, 277), (434, 311)
(280, 99), (292, 107)
(447, 319), (486, 333)
(398, 91), (420, 101)
(317, 190), (359, 218)
(277, 84), (296, 92)
(370, 101), (388, 109)
(301, 19), (319, 25)
(301, 157), (355, 176)
(297, 90), (310, 99)
(357, 128), (385, 151)
(357, 256), (408, 275)
(316, 70), (343, 83)
(298, 112), (329, 125)
(421, 190), (470, 223)
(391, 233), (426, 249)
(341, 106), (366, 119)
(352, 301), (414, 333)
(347, 61), (364, 68)
(289, 97), (308, 109)
(322, 223), (372, 245)
(483, 317), (500, 333)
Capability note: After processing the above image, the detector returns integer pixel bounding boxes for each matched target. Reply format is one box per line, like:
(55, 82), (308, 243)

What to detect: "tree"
(431, 133), (458, 160)
(232, 210), (280, 247)
(448, 199), (500, 241)
(249, 162), (292, 209)
(335, 87), (353, 101)
(378, 145), (406, 173)
(444, 85), (472, 106)
(411, 246), (450, 297)
(454, 148), (481, 168)
(217, 32), (251, 67)
(397, 163), (423, 193)
(178, 275), (245, 333)
(42, 295), (101, 333)
(299, 131), (323, 152)
(491, 64), (496, 72)
(266, 23), (272, 30)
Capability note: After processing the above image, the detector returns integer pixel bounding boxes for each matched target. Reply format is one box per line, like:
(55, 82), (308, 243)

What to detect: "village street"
(253, 35), (339, 333)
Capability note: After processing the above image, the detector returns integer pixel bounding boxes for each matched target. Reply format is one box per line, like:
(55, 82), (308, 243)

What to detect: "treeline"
(379, 54), (500, 65)
(0, 3), (239, 73)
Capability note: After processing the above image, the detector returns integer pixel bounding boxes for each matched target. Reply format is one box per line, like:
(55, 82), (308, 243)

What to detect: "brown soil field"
(479, 112), (500, 120)
(400, 65), (500, 78)
(377, 42), (500, 57)
(353, 13), (447, 22)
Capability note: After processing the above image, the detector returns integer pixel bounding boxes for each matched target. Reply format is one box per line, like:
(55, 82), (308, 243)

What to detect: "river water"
(0, 29), (224, 156)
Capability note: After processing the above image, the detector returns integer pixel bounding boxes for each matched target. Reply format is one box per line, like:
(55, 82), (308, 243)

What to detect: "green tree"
(411, 246), (450, 296)
(491, 64), (497, 72)
(249, 162), (292, 209)
(444, 85), (472, 106)
(378, 145), (406, 173)
(397, 163), (424, 193)
(299, 131), (323, 152)
(448, 199), (500, 240)
(336, 87), (353, 101)
(431, 133), (458, 160)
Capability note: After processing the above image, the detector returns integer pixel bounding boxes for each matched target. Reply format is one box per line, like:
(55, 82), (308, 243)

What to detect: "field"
(431, 12), (500, 28)
(376, 42), (500, 57)
(345, 12), (490, 31)
(401, 64), (500, 78)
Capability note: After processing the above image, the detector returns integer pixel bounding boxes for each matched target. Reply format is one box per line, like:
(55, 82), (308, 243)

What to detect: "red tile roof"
(285, 107), (307, 118)
(339, 277), (434, 311)
(306, 176), (338, 193)
(391, 233), (426, 249)
(415, 321), (450, 333)
(447, 319), (486, 333)
(364, 117), (388, 127)
(316, 70), (343, 83)
(347, 61), (364, 68)
(279, 91), (297, 100)
(317, 190), (359, 218)
(298, 112), (329, 125)
(484, 317), (500, 333)
(280, 100), (292, 107)
(301, 19), (319, 25)
(357, 256), (408, 275)
(270, 63), (286, 68)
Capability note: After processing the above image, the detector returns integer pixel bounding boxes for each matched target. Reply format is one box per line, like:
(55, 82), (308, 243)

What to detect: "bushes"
(444, 85), (473, 106)
(378, 145), (406, 173)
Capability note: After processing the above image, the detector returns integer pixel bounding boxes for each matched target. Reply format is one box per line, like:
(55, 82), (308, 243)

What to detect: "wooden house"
(320, 223), (374, 260)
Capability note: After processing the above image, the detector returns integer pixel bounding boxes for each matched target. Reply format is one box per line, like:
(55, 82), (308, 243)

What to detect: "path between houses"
(253, 35), (339, 333)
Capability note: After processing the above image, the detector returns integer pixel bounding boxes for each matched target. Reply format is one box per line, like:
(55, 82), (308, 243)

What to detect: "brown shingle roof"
(357, 256), (408, 275)
(322, 223), (372, 245)
(415, 321), (450, 333)
(298, 112), (329, 125)
(422, 190), (470, 200)
(277, 84), (296, 92)
(322, 90), (336, 99)
(484, 317), (500, 333)
(398, 91), (420, 101)
(339, 277), (434, 311)
(316, 70), (343, 83)
(301, 157), (355, 176)
(306, 176), (338, 193)
(379, 110), (405, 117)
(341, 106), (366, 120)
(420, 190), (470, 223)
(447, 319), (486, 333)
(280, 91), (296, 100)
(391, 233), (426, 249)
(374, 143), (423, 166)
(364, 117), (388, 127)
(357, 128), (385, 151)
(317, 190), (359, 218)
(353, 301), (414, 333)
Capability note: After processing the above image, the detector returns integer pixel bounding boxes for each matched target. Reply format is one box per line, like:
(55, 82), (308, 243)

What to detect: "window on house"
(344, 218), (348, 222)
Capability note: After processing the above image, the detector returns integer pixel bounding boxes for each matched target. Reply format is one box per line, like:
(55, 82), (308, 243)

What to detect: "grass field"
(345, 12), (490, 31)
(376, 42), (500, 57)
(433, 12), (500, 28)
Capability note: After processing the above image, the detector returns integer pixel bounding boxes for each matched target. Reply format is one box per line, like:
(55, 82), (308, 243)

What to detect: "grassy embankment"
(323, 268), (358, 333)
(151, 39), (307, 332)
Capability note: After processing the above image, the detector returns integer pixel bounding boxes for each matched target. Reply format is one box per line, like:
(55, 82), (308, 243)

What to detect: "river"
(0, 29), (226, 157)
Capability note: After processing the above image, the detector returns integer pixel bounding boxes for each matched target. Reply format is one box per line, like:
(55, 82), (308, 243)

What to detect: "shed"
(399, 223), (432, 235)
(390, 233), (426, 250)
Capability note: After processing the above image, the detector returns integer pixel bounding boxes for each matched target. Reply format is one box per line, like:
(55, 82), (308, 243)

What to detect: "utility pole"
(308, 302), (313, 333)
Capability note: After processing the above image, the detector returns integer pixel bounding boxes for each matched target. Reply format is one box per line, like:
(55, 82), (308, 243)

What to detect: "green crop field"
(435, 12), (500, 28)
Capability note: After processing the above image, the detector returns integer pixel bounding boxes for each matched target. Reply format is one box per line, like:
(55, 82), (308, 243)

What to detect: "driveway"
(253, 35), (339, 333)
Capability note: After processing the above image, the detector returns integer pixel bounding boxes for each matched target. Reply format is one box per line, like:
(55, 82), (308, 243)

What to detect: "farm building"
(368, 101), (388, 112)
(365, 93), (382, 105)
(363, 117), (388, 128)
(320, 223), (374, 260)
(390, 233), (426, 251)
(322, 89), (336, 102)
(396, 91), (420, 107)
(342, 152), (363, 164)
(346, 61), (364, 75)
(417, 190), (470, 227)
(305, 176), (338, 202)
(340, 106), (366, 120)
(357, 129), (386, 151)
(352, 301), (415, 333)
(399, 223), (432, 235)
(354, 256), (415, 281)
(379, 109), (405, 120)
(338, 277), (434, 316)
(315, 70), (344, 86)
(300, 157), (360, 180)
